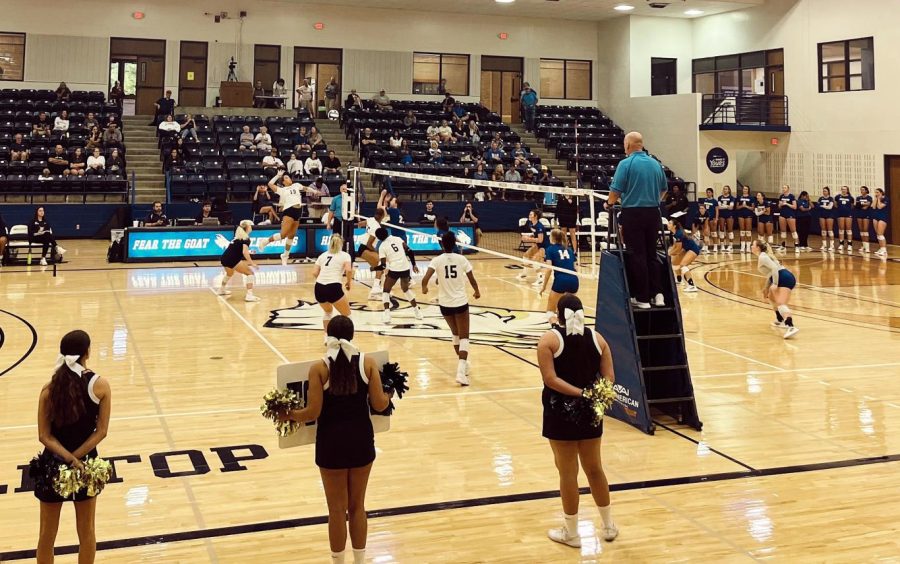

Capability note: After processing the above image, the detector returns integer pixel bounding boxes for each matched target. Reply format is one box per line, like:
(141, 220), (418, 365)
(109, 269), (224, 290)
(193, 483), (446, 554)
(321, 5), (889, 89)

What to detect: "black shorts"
(314, 282), (344, 304)
(282, 206), (302, 221)
(557, 215), (578, 229)
(440, 303), (469, 316)
(386, 269), (410, 282)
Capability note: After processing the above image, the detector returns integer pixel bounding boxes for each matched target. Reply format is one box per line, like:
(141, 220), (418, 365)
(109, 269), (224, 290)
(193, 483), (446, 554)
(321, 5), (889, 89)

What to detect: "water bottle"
(27, 252), (32, 265)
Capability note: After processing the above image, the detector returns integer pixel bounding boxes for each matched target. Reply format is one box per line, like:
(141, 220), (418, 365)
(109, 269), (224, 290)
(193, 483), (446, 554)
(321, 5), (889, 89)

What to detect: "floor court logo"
(0, 309), (38, 378)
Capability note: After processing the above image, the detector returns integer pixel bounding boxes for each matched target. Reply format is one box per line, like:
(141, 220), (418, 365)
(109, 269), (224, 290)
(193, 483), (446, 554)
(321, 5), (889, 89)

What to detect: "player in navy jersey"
(717, 185), (737, 253)
(736, 185), (756, 253)
(667, 218), (701, 292)
(777, 184), (799, 252)
(872, 188), (890, 257)
(540, 229), (580, 323)
(816, 187), (836, 252)
(693, 203), (711, 252)
(755, 192), (775, 245)
(517, 209), (549, 287)
(702, 187), (720, 252)
(835, 186), (855, 253)
(855, 186), (873, 254)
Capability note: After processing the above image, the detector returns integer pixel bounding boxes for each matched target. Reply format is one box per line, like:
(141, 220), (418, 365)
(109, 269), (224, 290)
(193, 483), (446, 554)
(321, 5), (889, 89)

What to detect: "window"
(818, 37), (874, 92)
(413, 53), (469, 96)
(692, 49), (782, 96)
(651, 58), (677, 96)
(0, 32), (26, 81)
(540, 59), (592, 100)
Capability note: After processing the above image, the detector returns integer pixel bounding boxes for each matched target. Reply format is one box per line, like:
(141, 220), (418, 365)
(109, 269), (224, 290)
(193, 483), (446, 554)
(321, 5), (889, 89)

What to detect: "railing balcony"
(700, 93), (790, 132)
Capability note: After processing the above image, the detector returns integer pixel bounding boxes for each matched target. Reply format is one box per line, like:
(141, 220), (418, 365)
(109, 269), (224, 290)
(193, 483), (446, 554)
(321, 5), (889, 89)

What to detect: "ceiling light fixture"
(614, 4), (635, 11)
(684, 9), (704, 16)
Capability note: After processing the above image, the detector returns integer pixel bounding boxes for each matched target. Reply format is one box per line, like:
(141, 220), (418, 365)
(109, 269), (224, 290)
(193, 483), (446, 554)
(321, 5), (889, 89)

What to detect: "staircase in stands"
(121, 115), (166, 203)
(508, 124), (580, 188)
(314, 118), (371, 197)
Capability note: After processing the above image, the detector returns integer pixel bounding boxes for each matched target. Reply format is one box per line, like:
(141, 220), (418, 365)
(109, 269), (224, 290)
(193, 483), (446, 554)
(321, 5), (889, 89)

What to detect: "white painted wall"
(628, 16), (693, 98)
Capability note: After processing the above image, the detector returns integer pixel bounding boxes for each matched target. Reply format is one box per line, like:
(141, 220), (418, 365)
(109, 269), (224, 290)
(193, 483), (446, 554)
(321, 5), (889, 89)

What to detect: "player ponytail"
(328, 234), (343, 254)
(234, 219), (253, 240)
(325, 316), (359, 396)
(549, 228), (566, 247)
(48, 330), (91, 426)
(669, 218), (683, 231)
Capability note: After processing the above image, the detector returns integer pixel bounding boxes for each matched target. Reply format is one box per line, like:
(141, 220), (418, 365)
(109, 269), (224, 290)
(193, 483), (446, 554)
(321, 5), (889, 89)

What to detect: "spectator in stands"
(109, 81), (124, 108)
(239, 125), (256, 152)
(403, 110), (417, 128)
(195, 201), (215, 224)
(309, 126), (325, 150)
(372, 90), (392, 111)
(286, 153), (304, 176)
(513, 143), (531, 168)
(158, 114), (181, 139)
(306, 177), (331, 218)
(52, 110), (70, 138)
(389, 130), (404, 151)
(262, 148), (284, 174)
(253, 81), (266, 108)
(38, 168), (53, 182)
(428, 140), (444, 164)
(523, 168), (537, 185)
(103, 124), (123, 149)
(29, 207), (65, 266)
(86, 126), (102, 151)
(345, 89), (362, 109)
(33, 112), (52, 139)
(420, 200), (437, 223)
(539, 166), (556, 185)
(323, 150), (342, 175)
(503, 166), (521, 199)
(48, 145), (70, 176)
(272, 78), (288, 108)
(297, 79), (313, 111)
(255, 126), (273, 152)
(69, 147), (86, 176)
(399, 148), (414, 165)
(292, 126), (311, 153)
(164, 149), (183, 173)
(174, 137), (191, 159)
(180, 114), (199, 142)
(325, 77), (339, 112)
(145, 201), (168, 227)
(107, 149), (124, 177)
(452, 103), (467, 121)
(55, 82), (71, 102)
(490, 164), (505, 200)
(359, 128), (377, 159)
(484, 141), (505, 164)
(438, 120), (454, 143)
(253, 184), (280, 224)
(467, 120), (480, 145)
(442, 93), (456, 114)
(438, 78), (448, 95)
(150, 90), (176, 126)
(84, 112), (99, 132)
(105, 113), (121, 128)
(426, 122), (440, 141)
(305, 152), (323, 177)
(10, 133), (29, 162)
(663, 183), (689, 216)
(86, 147), (106, 175)
(521, 83), (538, 133)
(459, 201), (481, 235)
(472, 163), (489, 182)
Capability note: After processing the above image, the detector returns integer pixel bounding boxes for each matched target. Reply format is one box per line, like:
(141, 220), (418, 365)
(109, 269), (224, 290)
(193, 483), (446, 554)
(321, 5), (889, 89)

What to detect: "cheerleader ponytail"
(48, 330), (91, 425)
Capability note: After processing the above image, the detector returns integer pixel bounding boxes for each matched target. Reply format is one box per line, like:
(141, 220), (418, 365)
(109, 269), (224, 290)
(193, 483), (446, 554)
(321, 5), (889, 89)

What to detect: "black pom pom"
(380, 362), (409, 400)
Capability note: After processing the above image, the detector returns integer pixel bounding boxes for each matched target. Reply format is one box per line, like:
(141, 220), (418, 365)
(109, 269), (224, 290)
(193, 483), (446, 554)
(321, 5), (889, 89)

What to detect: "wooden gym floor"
(0, 239), (898, 562)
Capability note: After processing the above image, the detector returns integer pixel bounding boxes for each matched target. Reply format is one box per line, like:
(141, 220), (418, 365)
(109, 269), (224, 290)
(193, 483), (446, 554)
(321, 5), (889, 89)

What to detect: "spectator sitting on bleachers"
(105, 113), (121, 128)
(175, 136), (191, 159)
(255, 126), (273, 152)
(10, 133), (29, 162)
(539, 166), (558, 185)
(252, 81), (266, 108)
(403, 110), (417, 127)
(86, 147), (106, 175)
(164, 149), (183, 173)
(262, 148), (284, 173)
(304, 152), (323, 177)
(513, 143), (530, 167)
(86, 126), (102, 151)
(468, 120), (480, 145)
(69, 147), (86, 177)
(323, 150), (342, 175)
(399, 148), (414, 165)
(181, 114), (199, 142)
(438, 120), (454, 143)
(254, 184), (280, 224)
(420, 200), (437, 224)
(345, 89), (362, 109)
(491, 164), (504, 183)
(428, 140), (444, 164)
(460, 201), (480, 231)
(452, 102), (467, 120)
(297, 79), (313, 111)
(306, 177), (331, 213)
(33, 112), (52, 138)
(372, 89), (392, 111)
(150, 90), (176, 126)
(472, 162), (489, 181)
(103, 124), (123, 149)
(239, 125), (255, 151)
(158, 114), (181, 139)
(360, 128), (377, 159)
(484, 141), (505, 164)
(523, 168), (537, 185)
(292, 126), (311, 152)
(53, 110), (70, 137)
(286, 153), (304, 176)
(38, 168), (53, 181)
(85, 112), (99, 131)
(107, 148), (124, 177)
(389, 130), (404, 151)
(145, 201), (168, 227)
(504, 166), (522, 184)
(195, 201), (215, 225)
(48, 145), (70, 176)
(442, 93), (455, 114)
(29, 206), (65, 266)
(55, 82), (71, 102)
(426, 122), (440, 141)
(309, 126), (325, 150)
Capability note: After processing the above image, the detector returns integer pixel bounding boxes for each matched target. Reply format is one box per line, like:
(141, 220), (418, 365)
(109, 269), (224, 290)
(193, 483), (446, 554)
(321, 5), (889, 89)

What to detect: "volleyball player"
(777, 184), (799, 252)
(702, 187), (720, 252)
(872, 188), (890, 257)
(314, 234), (353, 335)
(817, 187), (836, 252)
(667, 218), (701, 292)
(356, 207), (388, 300)
(421, 232), (481, 386)
(373, 227), (422, 324)
(259, 170), (304, 266)
(736, 185), (755, 253)
(855, 186), (873, 254)
(217, 220), (261, 302)
(517, 209), (548, 286)
(277, 316), (391, 564)
(835, 185), (855, 253)
(752, 240), (799, 339)
(537, 294), (617, 548)
(693, 202), (711, 252)
(36, 330), (111, 564)
(755, 192), (775, 244)
(717, 185), (736, 253)
(540, 229), (579, 323)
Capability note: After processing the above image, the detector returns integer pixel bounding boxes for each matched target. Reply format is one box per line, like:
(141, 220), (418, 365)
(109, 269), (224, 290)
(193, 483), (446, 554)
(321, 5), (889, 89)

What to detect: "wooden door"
(179, 41), (208, 107)
(507, 72), (522, 124)
(768, 66), (785, 126)
(254, 44), (281, 91)
(136, 57), (165, 115)
(480, 71), (500, 115)
(884, 156), (900, 244)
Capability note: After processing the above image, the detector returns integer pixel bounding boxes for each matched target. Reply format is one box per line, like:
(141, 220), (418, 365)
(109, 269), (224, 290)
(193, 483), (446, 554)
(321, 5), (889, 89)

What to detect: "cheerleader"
(555, 193), (580, 250)
(277, 316), (391, 564)
(735, 185), (755, 253)
(777, 184), (799, 252)
(356, 207), (388, 300)
(702, 187), (720, 252)
(517, 209), (549, 287)
(258, 170), (304, 266)
(667, 218), (701, 292)
(217, 220), (261, 302)
(373, 227), (422, 324)
(835, 186), (855, 253)
(855, 186), (873, 254)
(817, 187), (836, 252)
(421, 232), (481, 386)
(872, 188), (890, 257)
(36, 330), (111, 563)
(538, 294), (617, 548)
(314, 234), (353, 334)
(755, 192), (774, 244)
(717, 185), (736, 253)
(540, 229), (579, 322)
(752, 240), (799, 339)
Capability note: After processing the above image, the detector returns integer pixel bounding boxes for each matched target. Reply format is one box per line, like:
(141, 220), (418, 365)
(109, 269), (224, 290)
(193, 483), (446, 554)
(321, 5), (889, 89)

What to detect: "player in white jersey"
(421, 232), (482, 386)
(356, 207), (387, 299)
(258, 170), (304, 265)
(312, 234), (353, 337)
(373, 227), (422, 323)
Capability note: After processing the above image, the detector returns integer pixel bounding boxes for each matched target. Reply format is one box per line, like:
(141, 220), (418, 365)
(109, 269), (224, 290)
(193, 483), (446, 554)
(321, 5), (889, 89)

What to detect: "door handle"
(141, 62), (147, 84)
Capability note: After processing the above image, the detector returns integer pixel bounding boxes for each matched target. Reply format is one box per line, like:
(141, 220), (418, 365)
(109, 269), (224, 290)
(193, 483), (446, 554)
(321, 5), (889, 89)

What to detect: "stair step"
(647, 396), (695, 404)
(642, 364), (688, 372)
(637, 334), (683, 340)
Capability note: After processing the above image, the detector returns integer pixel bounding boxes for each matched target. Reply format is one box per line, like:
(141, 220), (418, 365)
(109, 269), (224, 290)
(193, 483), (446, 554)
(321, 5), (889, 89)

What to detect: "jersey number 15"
(444, 265), (458, 278)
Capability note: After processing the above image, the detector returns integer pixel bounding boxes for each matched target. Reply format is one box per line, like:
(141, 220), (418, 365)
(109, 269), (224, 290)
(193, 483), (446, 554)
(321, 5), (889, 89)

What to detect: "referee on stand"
(606, 132), (668, 309)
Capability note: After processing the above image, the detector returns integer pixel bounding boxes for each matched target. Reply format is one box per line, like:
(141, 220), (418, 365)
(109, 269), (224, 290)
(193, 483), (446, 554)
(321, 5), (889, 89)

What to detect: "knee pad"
(452, 335), (460, 346)
(458, 338), (470, 353)
(322, 309), (334, 321)
(272, 233), (282, 242)
(791, 232), (798, 240)
(728, 232), (734, 240)
(718, 231), (725, 239)
(821, 231), (827, 237)
(777, 304), (791, 316)
(244, 274), (256, 285)
(878, 235), (886, 242)
(404, 290), (416, 301)
(680, 265), (690, 275)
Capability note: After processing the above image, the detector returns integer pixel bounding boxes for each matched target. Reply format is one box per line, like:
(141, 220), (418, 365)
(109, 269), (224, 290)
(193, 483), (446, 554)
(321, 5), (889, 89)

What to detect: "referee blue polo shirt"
(610, 151), (667, 208)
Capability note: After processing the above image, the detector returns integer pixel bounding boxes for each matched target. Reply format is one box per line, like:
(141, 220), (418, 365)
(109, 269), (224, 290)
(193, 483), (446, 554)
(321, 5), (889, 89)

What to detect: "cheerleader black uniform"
(542, 326), (604, 441)
(221, 238), (249, 268)
(316, 354), (376, 469)
(35, 371), (101, 503)
(555, 196), (579, 229)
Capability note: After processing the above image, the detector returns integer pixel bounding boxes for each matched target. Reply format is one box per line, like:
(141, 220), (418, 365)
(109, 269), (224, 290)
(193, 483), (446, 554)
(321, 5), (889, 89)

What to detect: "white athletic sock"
(598, 505), (614, 528)
(352, 548), (365, 564)
(767, 235), (774, 244)
(563, 513), (578, 535)
(457, 358), (467, 374)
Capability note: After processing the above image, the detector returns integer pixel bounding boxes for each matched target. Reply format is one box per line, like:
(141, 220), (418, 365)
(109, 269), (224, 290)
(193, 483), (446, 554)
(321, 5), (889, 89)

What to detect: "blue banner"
(310, 226), (476, 255)
(126, 228), (307, 261)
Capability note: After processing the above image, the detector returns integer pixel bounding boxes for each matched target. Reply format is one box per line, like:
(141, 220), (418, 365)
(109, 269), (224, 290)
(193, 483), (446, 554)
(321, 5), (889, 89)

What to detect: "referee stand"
(594, 206), (701, 435)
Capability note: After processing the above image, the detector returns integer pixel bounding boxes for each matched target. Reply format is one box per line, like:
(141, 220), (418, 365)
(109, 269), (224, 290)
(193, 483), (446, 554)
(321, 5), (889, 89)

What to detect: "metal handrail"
(701, 93), (789, 127)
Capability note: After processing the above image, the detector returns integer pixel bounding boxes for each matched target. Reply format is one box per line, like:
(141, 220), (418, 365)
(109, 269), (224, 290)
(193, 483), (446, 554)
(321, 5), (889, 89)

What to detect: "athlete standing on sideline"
(777, 184), (799, 253)
(278, 316), (391, 564)
(540, 229), (579, 323)
(835, 186), (855, 253)
(855, 186), (873, 254)
(755, 192), (775, 244)
(736, 185), (755, 253)
(667, 218), (701, 292)
(217, 220), (261, 302)
(702, 187), (720, 252)
(717, 185), (736, 253)
(538, 294), (618, 548)
(817, 187), (836, 252)
(36, 330), (111, 564)
(373, 227), (422, 324)
(313, 234), (354, 335)
(517, 209), (548, 287)
(796, 191), (813, 251)
(421, 232), (481, 386)
(752, 240), (799, 339)
(259, 170), (304, 266)
(693, 202), (711, 252)
(872, 188), (890, 257)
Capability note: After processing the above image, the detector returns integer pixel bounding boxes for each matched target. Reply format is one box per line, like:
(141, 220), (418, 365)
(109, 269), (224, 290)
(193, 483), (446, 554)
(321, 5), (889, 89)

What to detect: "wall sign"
(706, 147), (729, 174)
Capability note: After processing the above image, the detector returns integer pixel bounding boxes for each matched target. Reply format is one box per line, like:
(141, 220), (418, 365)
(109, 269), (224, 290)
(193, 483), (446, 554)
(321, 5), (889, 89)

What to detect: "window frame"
(692, 48), (782, 96)
(539, 58), (593, 101)
(817, 36), (874, 93)
(412, 52), (470, 96)
(0, 31), (26, 82)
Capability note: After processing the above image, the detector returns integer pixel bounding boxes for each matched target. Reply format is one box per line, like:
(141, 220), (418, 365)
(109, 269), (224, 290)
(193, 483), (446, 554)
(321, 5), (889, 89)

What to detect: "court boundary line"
(208, 288), (290, 364)
(3, 453), (899, 561)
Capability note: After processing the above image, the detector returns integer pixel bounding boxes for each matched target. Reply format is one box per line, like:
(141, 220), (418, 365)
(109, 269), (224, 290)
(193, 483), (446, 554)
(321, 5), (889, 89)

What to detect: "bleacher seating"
(0, 88), (127, 201)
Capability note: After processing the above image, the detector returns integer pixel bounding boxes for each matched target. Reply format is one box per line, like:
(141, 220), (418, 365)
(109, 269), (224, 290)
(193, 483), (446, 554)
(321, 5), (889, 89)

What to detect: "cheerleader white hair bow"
(325, 337), (359, 361)
(55, 354), (85, 376)
(563, 308), (585, 336)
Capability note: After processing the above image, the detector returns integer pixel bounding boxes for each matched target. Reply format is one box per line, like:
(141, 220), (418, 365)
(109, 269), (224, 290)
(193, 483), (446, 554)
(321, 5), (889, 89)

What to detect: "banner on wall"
(125, 227), (307, 261)
(310, 226), (476, 255)
(706, 147), (729, 174)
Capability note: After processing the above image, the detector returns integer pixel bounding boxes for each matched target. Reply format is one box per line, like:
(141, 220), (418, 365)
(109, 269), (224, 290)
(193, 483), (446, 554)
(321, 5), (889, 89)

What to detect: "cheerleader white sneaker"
(600, 524), (620, 542)
(455, 369), (470, 386)
(652, 293), (666, 307)
(56, 245), (67, 255)
(547, 527), (581, 548)
(783, 326), (800, 339)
